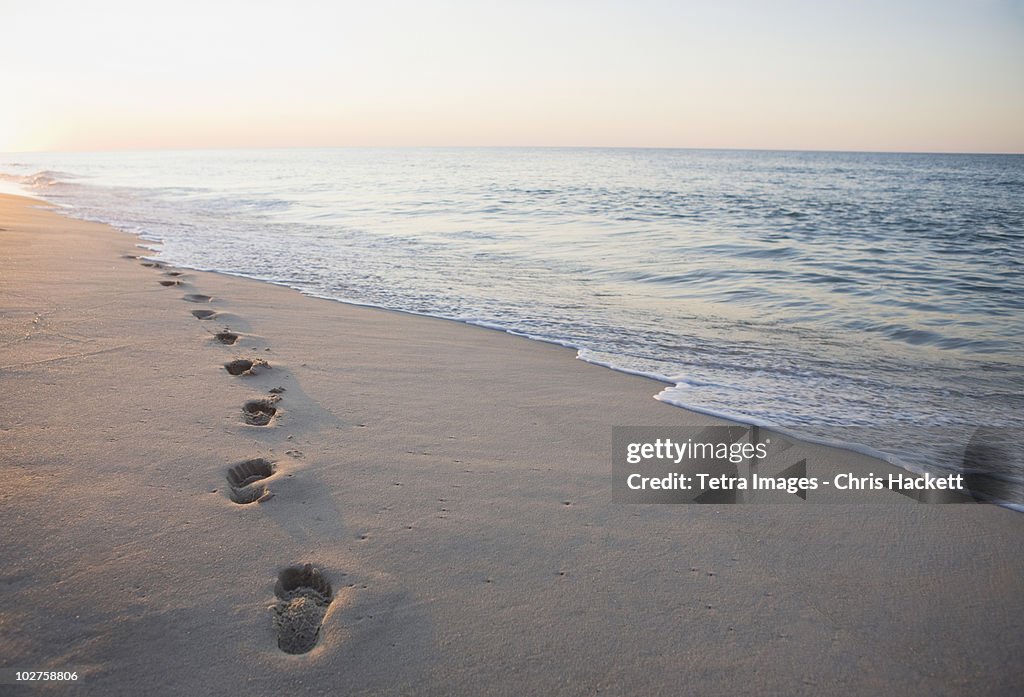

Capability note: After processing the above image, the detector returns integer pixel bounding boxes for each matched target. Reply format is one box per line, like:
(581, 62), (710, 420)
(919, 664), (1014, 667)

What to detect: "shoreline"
(6, 146), (1021, 492)
(2, 192), (1022, 695)
(16, 184), (949, 481)
(13, 188), (938, 488)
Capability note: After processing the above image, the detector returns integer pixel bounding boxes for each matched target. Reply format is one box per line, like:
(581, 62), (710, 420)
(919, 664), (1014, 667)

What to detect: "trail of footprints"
(141, 255), (332, 655)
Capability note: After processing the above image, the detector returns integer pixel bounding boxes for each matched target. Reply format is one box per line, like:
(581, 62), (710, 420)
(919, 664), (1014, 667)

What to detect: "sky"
(1, 0), (1022, 153)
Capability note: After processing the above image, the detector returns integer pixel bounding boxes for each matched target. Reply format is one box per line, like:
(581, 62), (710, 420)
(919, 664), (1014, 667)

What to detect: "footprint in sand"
(224, 358), (270, 376)
(192, 310), (218, 320)
(272, 565), (333, 654)
(163, 271), (183, 277)
(226, 458), (275, 503)
(214, 330), (239, 345)
(183, 293), (212, 303)
(242, 398), (278, 426)
(159, 280), (182, 287)
(140, 261), (162, 268)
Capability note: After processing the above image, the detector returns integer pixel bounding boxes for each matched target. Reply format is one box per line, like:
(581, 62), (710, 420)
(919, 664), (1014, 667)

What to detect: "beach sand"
(1, 193), (1021, 696)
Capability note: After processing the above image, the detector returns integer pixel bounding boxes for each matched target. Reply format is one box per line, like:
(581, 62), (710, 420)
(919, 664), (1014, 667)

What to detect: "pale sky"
(2, 0), (1022, 153)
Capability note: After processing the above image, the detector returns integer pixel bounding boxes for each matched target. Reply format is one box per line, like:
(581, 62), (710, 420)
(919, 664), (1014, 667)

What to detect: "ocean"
(3, 147), (1022, 503)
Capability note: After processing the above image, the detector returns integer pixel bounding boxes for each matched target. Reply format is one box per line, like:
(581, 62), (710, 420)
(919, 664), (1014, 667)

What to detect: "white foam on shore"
(577, 349), (916, 468)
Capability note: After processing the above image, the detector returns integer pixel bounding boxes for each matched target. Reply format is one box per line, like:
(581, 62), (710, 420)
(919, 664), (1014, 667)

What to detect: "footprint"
(242, 398), (278, 426)
(159, 280), (182, 287)
(122, 254), (138, 260)
(192, 310), (217, 320)
(215, 330), (239, 345)
(163, 271), (183, 277)
(140, 261), (163, 269)
(225, 359), (269, 376)
(272, 565), (333, 654)
(183, 294), (212, 303)
(226, 458), (275, 503)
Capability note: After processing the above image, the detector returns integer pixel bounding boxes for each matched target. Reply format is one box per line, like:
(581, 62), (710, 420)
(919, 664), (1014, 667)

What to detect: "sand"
(1, 193), (1021, 696)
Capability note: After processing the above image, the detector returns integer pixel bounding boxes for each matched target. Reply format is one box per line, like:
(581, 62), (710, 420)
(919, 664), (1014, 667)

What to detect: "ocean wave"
(0, 169), (79, 188)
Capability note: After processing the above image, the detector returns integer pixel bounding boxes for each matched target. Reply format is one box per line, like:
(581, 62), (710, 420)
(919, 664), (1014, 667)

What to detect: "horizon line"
(3, 144), (1023, 157)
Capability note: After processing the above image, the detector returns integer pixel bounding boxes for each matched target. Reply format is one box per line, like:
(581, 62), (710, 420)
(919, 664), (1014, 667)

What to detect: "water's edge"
(6, 150), (1022, 488)
(30, 192), (917, 470)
